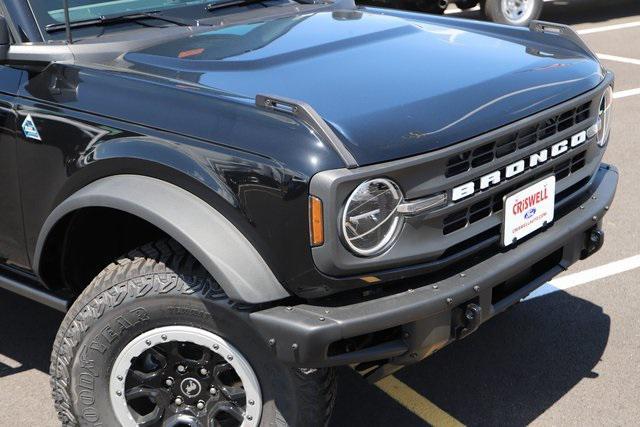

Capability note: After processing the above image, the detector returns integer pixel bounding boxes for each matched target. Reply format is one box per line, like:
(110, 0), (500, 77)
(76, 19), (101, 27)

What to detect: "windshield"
(28, 0), (225, 40)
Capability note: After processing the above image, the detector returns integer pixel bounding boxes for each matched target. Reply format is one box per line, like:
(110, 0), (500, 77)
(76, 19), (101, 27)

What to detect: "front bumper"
(251, 164), (618, 370)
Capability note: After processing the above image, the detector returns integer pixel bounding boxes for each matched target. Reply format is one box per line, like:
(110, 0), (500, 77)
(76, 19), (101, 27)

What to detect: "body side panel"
(0, 65), (29, 268)
(16, 63), (343, 296)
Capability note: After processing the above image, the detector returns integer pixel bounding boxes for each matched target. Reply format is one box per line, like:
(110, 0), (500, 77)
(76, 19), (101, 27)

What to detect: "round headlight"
(597, 86), (613, 146)
(341, 178), (403, 256)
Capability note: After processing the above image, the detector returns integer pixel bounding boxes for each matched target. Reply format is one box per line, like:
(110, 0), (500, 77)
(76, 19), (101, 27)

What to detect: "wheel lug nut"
(177, 365), (186, 373)
(165, 378), (174, 387)
(210, 387), (218, 395)
(196, 400), (205, 410)
(199, 368), (208, 376)
(175, 397), (183, 406)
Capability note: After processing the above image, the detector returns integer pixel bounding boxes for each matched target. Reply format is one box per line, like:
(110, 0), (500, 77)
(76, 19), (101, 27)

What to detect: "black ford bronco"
(0, 0), (617, 425)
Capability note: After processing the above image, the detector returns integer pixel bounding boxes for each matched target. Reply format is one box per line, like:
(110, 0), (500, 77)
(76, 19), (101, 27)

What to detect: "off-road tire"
(402, 0), (446, 14)
(50, 239), (337, 426)
(455, 0), (479, 10)
(482, 0), (543, 26)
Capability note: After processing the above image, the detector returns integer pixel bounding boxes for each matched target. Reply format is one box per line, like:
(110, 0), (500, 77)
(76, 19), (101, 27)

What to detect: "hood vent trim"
(256, 94), (358, 169)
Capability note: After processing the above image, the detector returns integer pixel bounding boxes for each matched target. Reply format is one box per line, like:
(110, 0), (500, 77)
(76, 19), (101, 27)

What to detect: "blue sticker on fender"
(22, 114), (41, 141)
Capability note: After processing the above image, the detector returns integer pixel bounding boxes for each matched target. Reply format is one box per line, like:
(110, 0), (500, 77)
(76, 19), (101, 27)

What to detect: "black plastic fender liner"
(34, 174), (291, 304)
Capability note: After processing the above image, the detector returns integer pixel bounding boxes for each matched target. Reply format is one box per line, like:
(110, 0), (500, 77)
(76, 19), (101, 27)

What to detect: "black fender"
(33, 174), (291, 304)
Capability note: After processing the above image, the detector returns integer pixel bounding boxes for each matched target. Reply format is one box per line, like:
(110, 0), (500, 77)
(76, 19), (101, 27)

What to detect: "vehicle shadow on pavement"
(542, 0), (640, 26)
(331, 290), (610, 427)
(0, 289), (64, 378)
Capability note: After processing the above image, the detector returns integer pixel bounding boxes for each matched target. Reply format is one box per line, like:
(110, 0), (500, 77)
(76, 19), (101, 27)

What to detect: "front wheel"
(482, 0), (543, 26)
(50, 239), (337, 426)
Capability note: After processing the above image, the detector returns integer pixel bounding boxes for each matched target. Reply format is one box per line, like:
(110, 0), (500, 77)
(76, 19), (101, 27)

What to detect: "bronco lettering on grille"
(451, 130), (587, 202)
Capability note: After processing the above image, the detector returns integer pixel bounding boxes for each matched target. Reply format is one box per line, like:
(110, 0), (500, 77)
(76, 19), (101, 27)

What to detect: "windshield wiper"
(45, 11), (196, 33)
(206, 0), (267, 11)
(205, 0), (316, 12)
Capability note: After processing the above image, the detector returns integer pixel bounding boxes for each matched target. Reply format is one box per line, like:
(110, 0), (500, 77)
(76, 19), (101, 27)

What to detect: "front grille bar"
(445, 101), (591, 178)
(443, 149), (589, 235)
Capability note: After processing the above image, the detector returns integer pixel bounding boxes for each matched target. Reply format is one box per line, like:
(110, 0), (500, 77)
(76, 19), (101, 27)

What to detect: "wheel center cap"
(180, 377), (202, 398)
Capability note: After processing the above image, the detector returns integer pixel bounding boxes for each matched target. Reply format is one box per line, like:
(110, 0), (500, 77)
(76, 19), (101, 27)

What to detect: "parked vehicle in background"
(482, 0), (544, 24)
(359, 0), (545, 25)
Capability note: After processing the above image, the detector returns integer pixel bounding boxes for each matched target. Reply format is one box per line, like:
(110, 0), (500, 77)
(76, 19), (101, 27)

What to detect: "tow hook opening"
(582, 227), (604, 259)
(452, 299), (482, 340)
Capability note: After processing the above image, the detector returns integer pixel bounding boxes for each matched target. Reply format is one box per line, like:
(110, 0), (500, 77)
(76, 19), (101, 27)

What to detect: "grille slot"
(442, 152), (588, 235)
(445, 101), (591, 178)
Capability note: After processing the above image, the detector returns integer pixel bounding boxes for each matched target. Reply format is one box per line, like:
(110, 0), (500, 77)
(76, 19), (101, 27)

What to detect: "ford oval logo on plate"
(524, 208), (537, 219)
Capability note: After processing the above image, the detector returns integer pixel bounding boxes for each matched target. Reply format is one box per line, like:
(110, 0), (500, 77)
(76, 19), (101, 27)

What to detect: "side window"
(0, 0), (42, 43)
(0, 14), (9, 51)
(0, 0), (14, 41)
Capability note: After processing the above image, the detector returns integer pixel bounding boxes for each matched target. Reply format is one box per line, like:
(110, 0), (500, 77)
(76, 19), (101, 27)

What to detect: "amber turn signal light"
(309, 195), (324, 246)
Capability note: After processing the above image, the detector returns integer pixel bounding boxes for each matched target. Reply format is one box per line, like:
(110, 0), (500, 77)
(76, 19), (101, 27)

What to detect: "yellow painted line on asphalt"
(376, 375), (465, 427)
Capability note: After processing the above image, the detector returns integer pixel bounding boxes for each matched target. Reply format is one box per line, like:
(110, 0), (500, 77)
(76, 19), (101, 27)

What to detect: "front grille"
(445, 101), (592, 178)
(443, 151), (588, 235)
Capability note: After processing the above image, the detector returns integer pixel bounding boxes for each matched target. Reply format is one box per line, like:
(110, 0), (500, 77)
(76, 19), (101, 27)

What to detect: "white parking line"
(592, 55), (640, 99)
(526, 255), (640, 299)
(0, 354), (22, 369)
(577, 21), (640, 35)
(613, 88), (640, 99)
(445, 5), (479, 14)
(597, 53), (640, 66)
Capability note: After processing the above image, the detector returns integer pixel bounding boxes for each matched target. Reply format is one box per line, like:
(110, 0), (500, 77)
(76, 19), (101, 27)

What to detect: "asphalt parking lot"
(1, 0), (639, 425)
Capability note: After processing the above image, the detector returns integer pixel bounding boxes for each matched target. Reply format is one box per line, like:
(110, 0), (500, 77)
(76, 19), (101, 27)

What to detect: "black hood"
(114, 9), (604, 165)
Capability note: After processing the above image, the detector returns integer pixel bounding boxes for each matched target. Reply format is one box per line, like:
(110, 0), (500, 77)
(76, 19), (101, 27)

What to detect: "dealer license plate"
(502, 175), (555, 246)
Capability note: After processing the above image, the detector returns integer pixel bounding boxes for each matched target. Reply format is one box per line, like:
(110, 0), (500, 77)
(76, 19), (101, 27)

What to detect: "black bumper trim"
(251, 165), (618, 367)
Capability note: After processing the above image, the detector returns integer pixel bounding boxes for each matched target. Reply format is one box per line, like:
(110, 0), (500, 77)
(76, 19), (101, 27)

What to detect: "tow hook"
(582, 228), (604, 259)
(456, 303), (482, 339)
